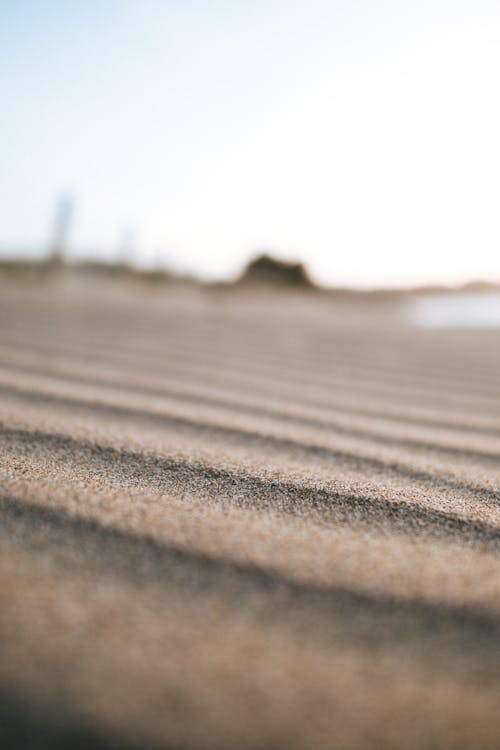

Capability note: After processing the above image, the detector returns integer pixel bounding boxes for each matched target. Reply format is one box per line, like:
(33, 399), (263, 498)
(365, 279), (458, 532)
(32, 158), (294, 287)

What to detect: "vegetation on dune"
(237, 253), (315, 288)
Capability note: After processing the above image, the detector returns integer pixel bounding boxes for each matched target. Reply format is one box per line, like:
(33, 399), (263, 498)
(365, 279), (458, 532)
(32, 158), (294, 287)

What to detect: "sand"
(0, 278), (499, 749)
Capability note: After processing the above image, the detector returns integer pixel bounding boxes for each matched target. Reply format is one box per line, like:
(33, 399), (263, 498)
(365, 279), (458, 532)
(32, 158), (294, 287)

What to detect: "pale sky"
(1, 0), (500, 287)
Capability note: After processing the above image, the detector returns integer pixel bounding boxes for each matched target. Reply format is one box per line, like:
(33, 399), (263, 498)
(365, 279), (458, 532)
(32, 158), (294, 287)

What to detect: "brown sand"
(0, 279), (499, 749)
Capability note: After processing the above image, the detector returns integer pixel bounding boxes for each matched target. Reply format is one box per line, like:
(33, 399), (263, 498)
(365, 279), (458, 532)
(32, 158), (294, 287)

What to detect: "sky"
(1, 0), (500, 288)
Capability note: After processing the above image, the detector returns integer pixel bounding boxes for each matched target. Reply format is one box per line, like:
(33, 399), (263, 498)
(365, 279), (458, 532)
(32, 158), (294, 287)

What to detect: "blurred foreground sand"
(1, 278), (500, 749)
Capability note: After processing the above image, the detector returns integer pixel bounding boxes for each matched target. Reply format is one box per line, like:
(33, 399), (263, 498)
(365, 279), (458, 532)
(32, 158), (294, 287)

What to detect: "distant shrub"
(238, 254), (314, 288)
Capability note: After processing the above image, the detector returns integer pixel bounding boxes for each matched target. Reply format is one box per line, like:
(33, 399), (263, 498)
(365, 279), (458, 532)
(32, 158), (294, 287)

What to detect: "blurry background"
(3, 6), (500, 749)
(1, 0), (500, 289)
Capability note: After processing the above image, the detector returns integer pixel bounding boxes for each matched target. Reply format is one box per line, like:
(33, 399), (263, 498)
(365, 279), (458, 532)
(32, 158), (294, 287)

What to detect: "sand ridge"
(1, 281), (499, 749)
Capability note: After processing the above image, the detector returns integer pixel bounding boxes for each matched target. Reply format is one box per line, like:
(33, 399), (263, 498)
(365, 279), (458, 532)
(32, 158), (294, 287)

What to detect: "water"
(410, 292), (500, 328)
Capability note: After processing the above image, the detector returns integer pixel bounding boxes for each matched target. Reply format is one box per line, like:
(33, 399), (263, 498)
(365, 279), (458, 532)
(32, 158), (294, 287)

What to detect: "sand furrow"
(2, 426), (500, 549)
(2, 282), (500, 749)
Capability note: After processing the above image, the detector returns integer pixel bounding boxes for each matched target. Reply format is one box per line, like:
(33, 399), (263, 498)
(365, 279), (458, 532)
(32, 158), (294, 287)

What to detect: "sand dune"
(1, 281), (499, 749)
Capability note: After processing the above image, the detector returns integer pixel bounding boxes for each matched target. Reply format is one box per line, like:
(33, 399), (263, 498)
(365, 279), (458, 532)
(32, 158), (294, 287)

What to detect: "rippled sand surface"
(1, 279), (499, 749)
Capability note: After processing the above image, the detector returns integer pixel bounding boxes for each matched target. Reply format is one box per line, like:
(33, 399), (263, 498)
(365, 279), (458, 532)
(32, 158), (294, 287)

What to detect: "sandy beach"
(1, 278), (499, 749)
